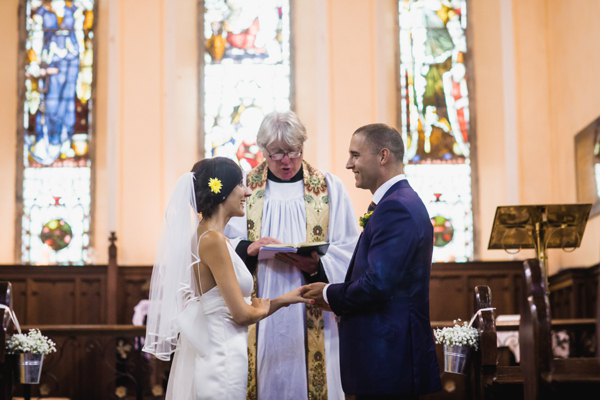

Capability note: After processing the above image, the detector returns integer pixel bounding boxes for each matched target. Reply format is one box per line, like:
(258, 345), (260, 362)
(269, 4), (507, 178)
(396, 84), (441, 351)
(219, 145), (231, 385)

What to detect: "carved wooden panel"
(549, 264), (599, 319)
(79, 278), (105, 324)
(430, 261), (522, 321)
(429, 274), (467, 321)
(0, 265), (107, 325)
(117, 266), (152, 324)
(29, 279), (76, 324)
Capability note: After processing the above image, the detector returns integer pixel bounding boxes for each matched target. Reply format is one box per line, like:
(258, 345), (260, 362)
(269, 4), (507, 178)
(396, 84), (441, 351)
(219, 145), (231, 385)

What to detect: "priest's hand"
(300, 282), (331, 312)
(275, 251), (320, 275)
(247, 237), (282, 257)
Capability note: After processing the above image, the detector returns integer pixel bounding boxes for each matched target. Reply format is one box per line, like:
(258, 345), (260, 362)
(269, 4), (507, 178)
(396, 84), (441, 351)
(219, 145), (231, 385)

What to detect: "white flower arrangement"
(434, 319), (479, 350)
(6, 329), (57, 355)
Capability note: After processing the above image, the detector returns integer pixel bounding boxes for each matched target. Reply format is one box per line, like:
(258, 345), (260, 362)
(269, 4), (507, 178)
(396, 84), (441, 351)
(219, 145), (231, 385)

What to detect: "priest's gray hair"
(257, 111), (308, 151)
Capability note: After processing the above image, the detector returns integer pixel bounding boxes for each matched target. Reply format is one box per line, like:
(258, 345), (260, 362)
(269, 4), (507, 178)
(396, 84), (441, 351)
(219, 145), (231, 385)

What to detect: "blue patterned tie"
(367, 201), (376, 213)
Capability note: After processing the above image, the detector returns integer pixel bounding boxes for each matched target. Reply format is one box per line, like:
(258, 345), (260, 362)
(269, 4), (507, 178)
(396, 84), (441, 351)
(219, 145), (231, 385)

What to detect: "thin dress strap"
(195, 229), (216, 296)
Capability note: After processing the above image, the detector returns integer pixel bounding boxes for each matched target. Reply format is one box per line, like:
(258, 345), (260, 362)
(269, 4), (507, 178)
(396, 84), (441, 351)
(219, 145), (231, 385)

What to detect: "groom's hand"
(300, 283), (331, 312)
(275, 251), (320, 274)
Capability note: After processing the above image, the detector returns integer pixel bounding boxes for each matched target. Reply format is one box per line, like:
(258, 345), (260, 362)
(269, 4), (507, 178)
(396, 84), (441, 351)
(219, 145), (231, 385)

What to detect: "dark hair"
(354, 123), (405, 163)
(191, 157), (243, 218)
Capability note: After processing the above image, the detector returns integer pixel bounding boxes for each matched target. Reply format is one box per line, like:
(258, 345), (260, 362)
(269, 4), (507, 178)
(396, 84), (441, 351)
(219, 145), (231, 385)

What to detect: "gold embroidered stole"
(245, 160), (330, 400)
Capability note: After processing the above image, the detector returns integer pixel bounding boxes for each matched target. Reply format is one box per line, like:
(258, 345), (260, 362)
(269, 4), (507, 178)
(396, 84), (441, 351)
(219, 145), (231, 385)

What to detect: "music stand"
(488, 204), (592, 290)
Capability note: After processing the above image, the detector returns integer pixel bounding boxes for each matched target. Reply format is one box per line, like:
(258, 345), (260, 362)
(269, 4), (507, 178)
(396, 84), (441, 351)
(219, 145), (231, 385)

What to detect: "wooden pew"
(520, 259), (600, 400)
(472, 285), (523, 400)
(0, 282), (14, 400)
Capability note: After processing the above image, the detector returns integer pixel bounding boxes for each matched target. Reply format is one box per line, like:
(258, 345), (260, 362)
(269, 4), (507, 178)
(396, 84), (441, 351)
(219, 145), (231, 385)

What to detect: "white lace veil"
(143, 172), (200, 359)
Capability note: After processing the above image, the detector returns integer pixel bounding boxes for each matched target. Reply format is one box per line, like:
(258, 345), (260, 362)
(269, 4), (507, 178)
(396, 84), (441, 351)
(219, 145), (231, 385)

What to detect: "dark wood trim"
(20, 324), (147, 336)
(432, 260), (523, 271)
(106, 232), (118, 323)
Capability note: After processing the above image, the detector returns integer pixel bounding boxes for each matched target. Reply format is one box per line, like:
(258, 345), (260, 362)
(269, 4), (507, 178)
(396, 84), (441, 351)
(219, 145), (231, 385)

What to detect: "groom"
(302, 124), (441, 399)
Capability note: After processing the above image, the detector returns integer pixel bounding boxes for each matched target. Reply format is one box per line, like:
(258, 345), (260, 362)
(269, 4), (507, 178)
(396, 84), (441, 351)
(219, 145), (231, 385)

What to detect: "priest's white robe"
(226, 172), (359, 400)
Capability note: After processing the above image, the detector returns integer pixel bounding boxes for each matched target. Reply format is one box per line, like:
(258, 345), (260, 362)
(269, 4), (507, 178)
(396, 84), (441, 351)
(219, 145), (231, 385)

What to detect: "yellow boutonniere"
(208, 177), (223, 194)
(359, 211), (373, 228)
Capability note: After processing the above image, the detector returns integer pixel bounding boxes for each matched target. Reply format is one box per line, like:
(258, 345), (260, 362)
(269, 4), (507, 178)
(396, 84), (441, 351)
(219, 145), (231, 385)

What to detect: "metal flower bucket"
(443, 344), (472, 375)
(15, 353), (44, 384)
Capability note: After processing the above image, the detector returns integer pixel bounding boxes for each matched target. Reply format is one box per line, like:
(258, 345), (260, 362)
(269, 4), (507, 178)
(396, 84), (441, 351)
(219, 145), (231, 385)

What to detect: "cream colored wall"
(0, 0), (18, 263)
(1, 0), (599, 271)
(296, 0), (397, 217)
(545, 0), (600, 270)
(93, 0), (198, 264)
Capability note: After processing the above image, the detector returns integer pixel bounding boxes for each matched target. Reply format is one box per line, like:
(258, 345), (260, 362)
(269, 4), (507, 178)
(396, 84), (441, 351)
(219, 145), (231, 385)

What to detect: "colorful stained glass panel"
(20, 0), (95, 264)
(399, 0), (473, 261)
(204, 0), (291, 170)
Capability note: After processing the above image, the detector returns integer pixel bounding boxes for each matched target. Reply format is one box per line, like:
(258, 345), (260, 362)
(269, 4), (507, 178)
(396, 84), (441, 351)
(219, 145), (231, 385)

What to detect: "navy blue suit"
(327, 180), (441, 396)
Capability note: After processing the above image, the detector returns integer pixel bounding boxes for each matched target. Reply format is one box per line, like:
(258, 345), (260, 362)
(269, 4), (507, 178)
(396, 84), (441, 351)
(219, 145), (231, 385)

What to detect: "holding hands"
(300, 283), (331, 312)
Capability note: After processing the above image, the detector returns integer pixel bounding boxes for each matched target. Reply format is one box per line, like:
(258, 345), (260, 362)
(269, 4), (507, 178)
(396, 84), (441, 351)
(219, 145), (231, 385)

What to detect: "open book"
(258, 241), (330, 260)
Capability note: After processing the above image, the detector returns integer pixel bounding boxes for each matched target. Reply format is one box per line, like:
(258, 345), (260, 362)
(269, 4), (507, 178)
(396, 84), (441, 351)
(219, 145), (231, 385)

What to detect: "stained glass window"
(398, 0), (474, 262)
(203, 0), (291, 170)
(18, 0), (95, 264)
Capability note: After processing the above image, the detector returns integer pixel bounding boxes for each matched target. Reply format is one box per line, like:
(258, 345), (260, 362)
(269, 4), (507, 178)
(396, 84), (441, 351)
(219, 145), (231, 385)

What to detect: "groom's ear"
(379, 148), (392, 165)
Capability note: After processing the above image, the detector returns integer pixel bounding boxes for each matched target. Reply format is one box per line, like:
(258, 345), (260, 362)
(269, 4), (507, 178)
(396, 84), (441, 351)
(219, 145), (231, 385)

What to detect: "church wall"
(295, 0), (398, 219)
(92, 0), (199, 265)
(2, 0), (598, 271)
(545, 0), (600, 270)
(0, 0), (19, 264)
(512, 0), (556, 268)
(470, 0), (520, 262)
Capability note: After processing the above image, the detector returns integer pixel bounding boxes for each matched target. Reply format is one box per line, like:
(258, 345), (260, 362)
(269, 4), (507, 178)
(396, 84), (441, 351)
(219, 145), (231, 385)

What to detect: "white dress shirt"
(323, 173), (407, 304)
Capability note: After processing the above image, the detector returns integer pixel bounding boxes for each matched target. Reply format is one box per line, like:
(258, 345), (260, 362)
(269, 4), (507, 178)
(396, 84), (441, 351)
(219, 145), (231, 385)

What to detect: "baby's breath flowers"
(6, 329), (56, 355)
(434, 319), (479, 350)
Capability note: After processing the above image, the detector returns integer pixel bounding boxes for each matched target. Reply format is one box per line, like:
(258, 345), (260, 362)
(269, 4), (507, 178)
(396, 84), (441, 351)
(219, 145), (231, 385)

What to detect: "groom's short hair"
(354, 123), (405, 164)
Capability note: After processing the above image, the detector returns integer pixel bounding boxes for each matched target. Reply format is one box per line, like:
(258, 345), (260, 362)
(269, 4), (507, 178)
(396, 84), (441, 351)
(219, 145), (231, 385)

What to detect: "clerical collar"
(267, 167), (303, 183)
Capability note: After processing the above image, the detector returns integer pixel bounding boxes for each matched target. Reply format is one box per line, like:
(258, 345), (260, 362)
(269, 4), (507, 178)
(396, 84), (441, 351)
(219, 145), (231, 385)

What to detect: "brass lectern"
(488, 204), (592, 290)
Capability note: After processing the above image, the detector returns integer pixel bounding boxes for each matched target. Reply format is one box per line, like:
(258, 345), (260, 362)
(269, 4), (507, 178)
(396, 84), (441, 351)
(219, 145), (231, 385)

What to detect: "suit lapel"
(344, 232), (362, 281)
(344, 180), (410, 282)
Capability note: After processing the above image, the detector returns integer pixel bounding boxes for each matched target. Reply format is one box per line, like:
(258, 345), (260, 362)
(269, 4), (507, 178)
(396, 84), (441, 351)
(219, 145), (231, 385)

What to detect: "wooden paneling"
(0, 262), (529, 328)
(549, 263), (599, 319)
(0, 265), (109, 325)
(117, 266), (152, 324)
(430, 261), (523, 321)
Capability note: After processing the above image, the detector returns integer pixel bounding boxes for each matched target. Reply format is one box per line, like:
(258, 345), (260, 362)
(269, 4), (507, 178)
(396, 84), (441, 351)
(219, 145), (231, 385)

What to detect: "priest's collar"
(267, 167), (303, 183)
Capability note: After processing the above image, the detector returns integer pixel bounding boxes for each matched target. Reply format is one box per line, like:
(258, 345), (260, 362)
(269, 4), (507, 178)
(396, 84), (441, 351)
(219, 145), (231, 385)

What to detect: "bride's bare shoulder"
(197, 229), (227, 251)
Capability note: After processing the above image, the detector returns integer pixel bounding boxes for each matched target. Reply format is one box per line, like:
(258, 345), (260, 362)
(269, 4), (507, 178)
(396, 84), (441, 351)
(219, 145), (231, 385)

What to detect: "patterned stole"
(245, 160), (330, 400)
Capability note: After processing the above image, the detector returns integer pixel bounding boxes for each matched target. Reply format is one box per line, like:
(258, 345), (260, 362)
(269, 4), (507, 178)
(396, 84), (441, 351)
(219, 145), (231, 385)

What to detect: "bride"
(143, 157), (311, 399)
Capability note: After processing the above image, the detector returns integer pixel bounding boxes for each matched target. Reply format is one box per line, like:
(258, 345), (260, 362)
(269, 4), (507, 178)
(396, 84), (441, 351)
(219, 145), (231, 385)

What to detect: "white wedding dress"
(191, 240), (254, 400)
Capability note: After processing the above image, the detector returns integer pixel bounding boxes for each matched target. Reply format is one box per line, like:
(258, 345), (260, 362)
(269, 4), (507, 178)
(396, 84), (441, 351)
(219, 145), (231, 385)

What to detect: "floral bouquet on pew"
(434, 319), (479, 375)
(434, 319), (479, 351)
(6, 328), (56, 355)
(6, 328), (56, 384)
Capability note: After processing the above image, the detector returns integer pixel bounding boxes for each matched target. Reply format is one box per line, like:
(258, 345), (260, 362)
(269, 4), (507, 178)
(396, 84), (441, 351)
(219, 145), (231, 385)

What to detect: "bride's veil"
(143, 171), (201, 399)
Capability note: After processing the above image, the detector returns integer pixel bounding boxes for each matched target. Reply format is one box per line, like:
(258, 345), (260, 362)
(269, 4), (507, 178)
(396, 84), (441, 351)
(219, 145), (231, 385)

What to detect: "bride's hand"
(282, 288), (314, 306)
(251, 297), (271, 317)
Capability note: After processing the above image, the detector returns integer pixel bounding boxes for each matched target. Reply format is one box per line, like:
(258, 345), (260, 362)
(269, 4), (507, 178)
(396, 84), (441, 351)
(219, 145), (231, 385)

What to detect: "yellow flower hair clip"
(208, 177), (223, 194)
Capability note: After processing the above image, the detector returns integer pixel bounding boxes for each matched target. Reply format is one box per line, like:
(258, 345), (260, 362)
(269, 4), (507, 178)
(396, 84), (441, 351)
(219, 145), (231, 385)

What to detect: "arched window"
(398, 0), (477, 262)
(201, 0), (292, 170)
(16, 0), (96, 264)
